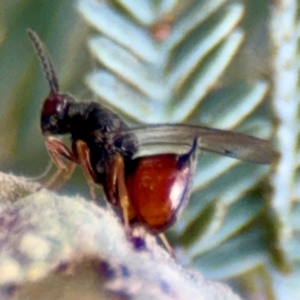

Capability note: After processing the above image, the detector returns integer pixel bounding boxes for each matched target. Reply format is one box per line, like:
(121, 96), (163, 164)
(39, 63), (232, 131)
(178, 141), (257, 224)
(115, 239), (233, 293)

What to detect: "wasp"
(27, 30), (271, 252)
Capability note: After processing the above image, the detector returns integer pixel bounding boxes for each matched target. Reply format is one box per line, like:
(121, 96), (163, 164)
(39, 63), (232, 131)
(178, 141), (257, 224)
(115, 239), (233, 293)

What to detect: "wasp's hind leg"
(158, 233), (175, 257)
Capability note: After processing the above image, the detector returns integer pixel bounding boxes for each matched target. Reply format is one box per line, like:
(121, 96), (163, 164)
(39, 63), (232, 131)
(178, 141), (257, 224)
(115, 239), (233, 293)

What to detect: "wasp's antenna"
(27, 29), (59, 94)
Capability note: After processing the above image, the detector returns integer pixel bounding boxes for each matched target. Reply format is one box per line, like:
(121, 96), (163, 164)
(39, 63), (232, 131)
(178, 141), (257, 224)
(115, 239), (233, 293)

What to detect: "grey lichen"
(0, 171), (242, 300)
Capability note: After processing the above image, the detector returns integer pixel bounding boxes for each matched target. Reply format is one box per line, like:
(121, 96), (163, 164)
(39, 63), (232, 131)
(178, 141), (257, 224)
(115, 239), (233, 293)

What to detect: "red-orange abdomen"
(126, 153), (194, 233)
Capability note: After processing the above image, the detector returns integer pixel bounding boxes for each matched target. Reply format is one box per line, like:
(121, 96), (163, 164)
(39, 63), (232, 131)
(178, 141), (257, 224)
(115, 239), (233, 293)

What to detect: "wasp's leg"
(75, 140), (98, 203)
(106, 154), (131, 230)
(52, 161), (76, 190)
(44, 136), (77, 189)
(158, 233), (175, 257)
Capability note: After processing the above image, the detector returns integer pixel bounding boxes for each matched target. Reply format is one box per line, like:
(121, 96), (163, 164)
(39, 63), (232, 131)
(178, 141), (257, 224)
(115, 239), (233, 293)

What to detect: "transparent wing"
(111, 124), (272, 164)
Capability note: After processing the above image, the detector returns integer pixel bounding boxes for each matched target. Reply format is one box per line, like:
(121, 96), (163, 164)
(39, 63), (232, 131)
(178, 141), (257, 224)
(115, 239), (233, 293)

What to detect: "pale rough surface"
(0, 171), (242, 300)
(0, 172), (41, 202)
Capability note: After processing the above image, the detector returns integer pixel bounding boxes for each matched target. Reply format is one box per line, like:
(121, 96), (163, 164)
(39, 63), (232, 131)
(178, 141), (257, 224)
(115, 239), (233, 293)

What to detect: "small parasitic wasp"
(27, 30), (271, 252)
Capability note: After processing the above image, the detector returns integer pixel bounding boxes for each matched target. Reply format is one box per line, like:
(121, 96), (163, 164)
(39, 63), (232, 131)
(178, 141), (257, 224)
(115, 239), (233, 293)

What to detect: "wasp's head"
(40, 93), (73, 135)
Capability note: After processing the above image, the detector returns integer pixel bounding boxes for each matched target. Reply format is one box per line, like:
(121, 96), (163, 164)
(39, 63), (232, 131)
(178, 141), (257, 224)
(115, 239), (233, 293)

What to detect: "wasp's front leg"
(44, 136), (77, 189)
(45, 137), (98, 202)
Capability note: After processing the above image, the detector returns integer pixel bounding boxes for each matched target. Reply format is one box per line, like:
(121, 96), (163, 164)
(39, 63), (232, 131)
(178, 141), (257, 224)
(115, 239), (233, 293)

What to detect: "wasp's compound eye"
(42, 94), (67, 116)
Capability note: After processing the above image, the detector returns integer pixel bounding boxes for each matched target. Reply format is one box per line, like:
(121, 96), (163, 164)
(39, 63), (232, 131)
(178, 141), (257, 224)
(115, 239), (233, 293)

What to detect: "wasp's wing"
(111, 124), (272, 164)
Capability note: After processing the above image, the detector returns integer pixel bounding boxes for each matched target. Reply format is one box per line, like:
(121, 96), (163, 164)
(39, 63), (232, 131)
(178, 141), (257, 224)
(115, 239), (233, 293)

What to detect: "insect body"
(27, 30), (271, 238)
